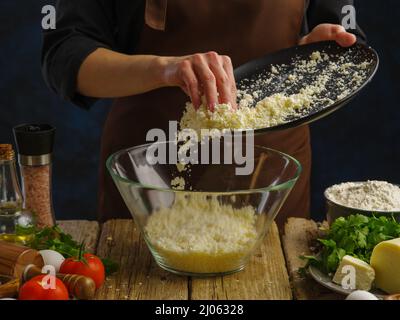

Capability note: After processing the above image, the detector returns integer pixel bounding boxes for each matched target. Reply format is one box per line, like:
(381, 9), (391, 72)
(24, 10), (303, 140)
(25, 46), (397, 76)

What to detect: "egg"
(39, 250), (65, 272)
(346, 290), (379, 300)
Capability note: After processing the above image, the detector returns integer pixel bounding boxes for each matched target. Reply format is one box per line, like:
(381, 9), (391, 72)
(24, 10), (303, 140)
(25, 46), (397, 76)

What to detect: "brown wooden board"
(57, 219), (294, 300)
(282, 217), (342, 300)
(58, 220), (100, 253)
(191, 223), (292, 300)
(95, 219), (188, 300)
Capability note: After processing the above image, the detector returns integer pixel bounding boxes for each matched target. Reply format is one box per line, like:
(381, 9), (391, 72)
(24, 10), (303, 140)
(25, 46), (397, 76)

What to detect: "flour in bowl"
(325, 181), (400, 211)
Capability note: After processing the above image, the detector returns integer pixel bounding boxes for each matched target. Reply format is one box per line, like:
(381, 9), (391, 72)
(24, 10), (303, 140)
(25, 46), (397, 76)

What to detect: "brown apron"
(99, 0), (311, 228)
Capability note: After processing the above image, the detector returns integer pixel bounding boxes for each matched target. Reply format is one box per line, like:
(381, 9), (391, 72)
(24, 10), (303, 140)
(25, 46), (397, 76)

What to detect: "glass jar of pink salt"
(13, 124), (56, 228)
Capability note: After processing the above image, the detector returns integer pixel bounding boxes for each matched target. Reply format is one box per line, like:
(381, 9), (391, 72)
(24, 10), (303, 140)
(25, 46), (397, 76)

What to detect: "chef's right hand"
(160, 52), (237, 111)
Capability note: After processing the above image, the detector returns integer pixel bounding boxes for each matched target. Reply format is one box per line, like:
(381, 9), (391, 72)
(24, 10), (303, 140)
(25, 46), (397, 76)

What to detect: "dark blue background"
(1, 1), (399, 221)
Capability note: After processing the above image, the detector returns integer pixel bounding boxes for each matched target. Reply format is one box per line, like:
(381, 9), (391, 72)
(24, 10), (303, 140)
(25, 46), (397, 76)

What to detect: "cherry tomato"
(19, 275), (69, 300)
(60, 253), (105, 289)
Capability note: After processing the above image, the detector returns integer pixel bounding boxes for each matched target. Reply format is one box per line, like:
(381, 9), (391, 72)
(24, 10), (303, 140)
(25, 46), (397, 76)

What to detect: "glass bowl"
(107, 142), (301, 276)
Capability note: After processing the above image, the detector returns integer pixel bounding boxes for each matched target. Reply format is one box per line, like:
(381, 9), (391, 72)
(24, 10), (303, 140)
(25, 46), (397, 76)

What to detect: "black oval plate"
(234, 41), (379, 134)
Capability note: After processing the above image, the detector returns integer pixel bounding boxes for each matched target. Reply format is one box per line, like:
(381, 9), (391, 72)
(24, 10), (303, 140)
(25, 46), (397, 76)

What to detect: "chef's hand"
(160, 52), (237, 111)
(299, 24), (357, 47)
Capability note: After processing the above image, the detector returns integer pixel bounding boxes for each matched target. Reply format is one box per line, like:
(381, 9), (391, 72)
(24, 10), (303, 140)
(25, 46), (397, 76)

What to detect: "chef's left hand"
(299, 23), (357, 47)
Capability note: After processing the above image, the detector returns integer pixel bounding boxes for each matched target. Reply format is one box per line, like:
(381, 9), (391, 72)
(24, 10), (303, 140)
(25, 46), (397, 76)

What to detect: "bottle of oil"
(0, 144), (34, 244)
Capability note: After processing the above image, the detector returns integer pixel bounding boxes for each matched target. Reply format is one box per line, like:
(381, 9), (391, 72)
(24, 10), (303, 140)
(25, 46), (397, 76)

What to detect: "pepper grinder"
(13, 124), (56, 227)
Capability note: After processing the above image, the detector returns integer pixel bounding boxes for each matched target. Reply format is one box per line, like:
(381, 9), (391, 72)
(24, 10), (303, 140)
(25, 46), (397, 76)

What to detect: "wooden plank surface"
(282, 218), (342, 300)
(58, 219), (293, 300)
(58, 220), (100, 253)
(191, 223), (292, 300)
(95, 219), (188, 300)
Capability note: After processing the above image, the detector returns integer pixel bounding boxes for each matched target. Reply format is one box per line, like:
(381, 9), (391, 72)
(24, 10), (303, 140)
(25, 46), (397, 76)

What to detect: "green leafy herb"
(20, 225), (118, 276)
(101, 258), (119, 275)
(303, 214), (400, 274)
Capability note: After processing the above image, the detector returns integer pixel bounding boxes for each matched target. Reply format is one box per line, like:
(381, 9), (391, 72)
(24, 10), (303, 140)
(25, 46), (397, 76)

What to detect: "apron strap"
(145, 0), (168, 31)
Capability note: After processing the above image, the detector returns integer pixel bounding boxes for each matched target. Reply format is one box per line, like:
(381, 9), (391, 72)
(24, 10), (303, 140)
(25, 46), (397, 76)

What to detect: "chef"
(42, 0), (365, 226)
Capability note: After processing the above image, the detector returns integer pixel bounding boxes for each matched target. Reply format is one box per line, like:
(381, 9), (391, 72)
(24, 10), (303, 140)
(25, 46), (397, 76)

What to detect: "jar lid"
(13, 124), (56, 156)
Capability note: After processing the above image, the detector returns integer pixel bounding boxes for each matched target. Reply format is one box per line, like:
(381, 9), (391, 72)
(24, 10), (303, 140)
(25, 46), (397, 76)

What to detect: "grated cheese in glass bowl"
(107, 142), (301, 276)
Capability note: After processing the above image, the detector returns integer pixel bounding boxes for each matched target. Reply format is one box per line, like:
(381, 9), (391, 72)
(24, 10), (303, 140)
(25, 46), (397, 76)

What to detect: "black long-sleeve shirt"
(42, 0), (366, 109)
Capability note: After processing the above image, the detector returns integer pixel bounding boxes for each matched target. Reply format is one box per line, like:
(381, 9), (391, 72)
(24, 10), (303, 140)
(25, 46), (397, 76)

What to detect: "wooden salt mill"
(0, 241), (96, 299)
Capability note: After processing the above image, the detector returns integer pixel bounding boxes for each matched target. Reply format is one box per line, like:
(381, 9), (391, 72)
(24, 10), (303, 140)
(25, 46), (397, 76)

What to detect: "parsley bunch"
(304, 214), (400, 274)
(28, 225), (83, 258)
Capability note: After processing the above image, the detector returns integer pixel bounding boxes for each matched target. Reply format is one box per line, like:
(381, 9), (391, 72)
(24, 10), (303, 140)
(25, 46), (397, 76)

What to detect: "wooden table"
(58, 218), (336, 300)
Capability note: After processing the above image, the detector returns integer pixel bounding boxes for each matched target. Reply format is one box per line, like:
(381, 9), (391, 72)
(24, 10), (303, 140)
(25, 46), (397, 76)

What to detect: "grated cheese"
(310, 51), (322, 61)
(145, 194), (258, 274)
(179, 50), (372, 133)
(170, 176), (186, 190)
(180, 92), (314, 134)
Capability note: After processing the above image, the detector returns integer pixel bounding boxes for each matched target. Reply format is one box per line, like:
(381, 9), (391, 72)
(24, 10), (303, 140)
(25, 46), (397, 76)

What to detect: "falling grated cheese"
(145, 194), (258, 274)
(170, 176), (186, 190)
